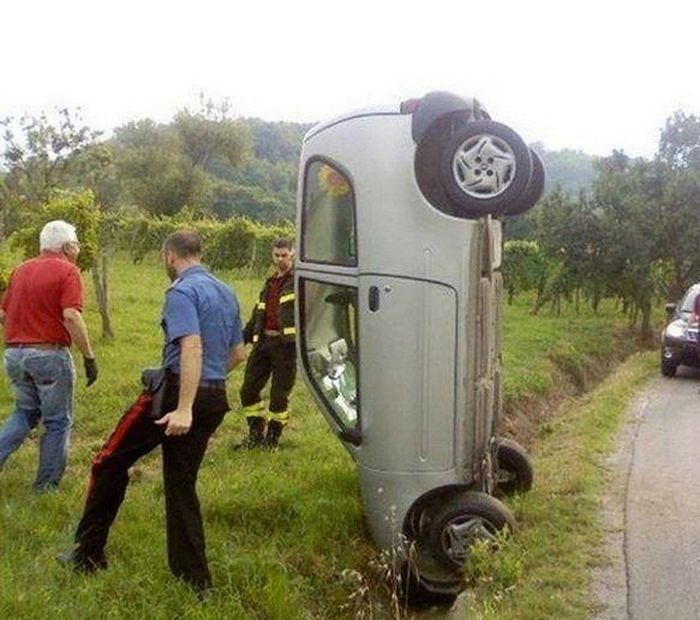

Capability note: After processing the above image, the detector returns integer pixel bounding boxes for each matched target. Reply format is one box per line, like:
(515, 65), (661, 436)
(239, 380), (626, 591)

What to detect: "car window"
(302, 160), (357, 266)
(300, 278), (359, 432)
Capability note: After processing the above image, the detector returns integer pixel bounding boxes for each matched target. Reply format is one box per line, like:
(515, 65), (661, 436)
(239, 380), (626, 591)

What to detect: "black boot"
(265, 420), (284, 449)
(233, 416), (266, 450)
(56, 546), (108, 574)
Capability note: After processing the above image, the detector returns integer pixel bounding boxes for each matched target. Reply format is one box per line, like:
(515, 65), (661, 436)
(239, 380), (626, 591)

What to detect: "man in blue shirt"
(60, 230), (245, 596)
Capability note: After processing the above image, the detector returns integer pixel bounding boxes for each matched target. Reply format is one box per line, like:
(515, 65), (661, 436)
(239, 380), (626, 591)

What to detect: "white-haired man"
(0, 220), (97, 491)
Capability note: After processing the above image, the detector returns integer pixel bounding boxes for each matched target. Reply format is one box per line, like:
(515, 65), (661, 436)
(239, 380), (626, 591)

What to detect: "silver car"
(295, 92), (542, 604)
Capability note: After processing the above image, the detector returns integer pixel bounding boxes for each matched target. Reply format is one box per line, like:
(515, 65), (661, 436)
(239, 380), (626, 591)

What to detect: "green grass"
(502, 297), (638, 405)
(462, 352), (657, 619)
(0, 254), (636, 618)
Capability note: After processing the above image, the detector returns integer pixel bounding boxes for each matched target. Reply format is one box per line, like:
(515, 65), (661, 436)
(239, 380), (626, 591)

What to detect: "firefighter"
(236, 238), (297, 449)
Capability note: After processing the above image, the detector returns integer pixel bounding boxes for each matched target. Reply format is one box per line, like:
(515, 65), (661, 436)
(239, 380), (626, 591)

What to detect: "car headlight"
(666, 321), (686, 339)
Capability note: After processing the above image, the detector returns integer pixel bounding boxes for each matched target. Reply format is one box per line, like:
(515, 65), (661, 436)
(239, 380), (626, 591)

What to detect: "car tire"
(399, 565), (459, 610)
(661, 360), (677, 378)
(440, 120), (532, 217)
(504, 149), (545, 216)
(414, 115), (460, 216)
(494, 437), (534, 496)
(427, 491), (516, 571)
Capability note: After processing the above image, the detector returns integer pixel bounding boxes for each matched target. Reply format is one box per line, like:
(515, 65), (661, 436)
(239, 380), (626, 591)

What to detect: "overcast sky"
(2, 0), (698, 157)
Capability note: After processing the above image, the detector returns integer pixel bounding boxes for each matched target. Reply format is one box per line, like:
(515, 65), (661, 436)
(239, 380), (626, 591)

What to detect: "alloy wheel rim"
(452, 134), (516, 199)
(441, 516), (497, 564)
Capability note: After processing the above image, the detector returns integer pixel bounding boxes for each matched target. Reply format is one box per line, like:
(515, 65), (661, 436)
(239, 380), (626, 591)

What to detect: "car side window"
(302, 159), (357, 266)
(300, 279), (359, 432)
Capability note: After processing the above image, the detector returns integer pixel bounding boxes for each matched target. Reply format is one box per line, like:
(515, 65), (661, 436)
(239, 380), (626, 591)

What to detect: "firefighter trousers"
(240, 337), (296, 420)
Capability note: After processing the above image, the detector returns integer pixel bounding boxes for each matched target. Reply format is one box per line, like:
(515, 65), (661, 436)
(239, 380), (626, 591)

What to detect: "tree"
(12, 190), (115, 340)
(592, 154), (663, 339)
(502, 240), (548, 304)
(113, 119), (196, 215)
(531, 188), (600, 315)
(173, 96), (250, 170)
(0, 109), (101, 214)
(113, 99), (252, 216)
(659, 111), (700, 171)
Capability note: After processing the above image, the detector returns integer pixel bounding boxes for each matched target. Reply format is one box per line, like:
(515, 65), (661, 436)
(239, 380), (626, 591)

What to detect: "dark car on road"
(661, 284), (700, 377)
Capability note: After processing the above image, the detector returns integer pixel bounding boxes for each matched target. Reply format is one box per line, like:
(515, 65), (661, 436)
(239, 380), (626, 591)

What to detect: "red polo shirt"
(1, 252), (84, 346)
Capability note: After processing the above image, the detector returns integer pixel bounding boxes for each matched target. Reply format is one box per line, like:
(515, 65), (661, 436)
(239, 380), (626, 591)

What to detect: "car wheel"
(427, 491), (516, 571)
(661, 360), (677, 377)
(494, 437), (534, 496)
(440, 120), (532, 217)
(399, 565), (459, 610)
(504, 149), (545, 216)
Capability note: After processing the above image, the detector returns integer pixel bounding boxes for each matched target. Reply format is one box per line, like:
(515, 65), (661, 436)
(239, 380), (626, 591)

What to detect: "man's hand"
(84, 357), (98, 387)
(155, 407), (193, 436)
(227, 343), (246, 373)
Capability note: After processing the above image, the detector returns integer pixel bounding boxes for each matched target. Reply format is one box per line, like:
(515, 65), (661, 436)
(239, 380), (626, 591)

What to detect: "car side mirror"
(665, 303), (676, 318)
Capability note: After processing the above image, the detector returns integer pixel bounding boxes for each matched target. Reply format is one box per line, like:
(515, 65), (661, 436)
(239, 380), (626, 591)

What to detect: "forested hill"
(532, 143), (597, 197)
(0, 106), (597, 226)
(205, 118), (313, 222)
(210, 122), (597, 222)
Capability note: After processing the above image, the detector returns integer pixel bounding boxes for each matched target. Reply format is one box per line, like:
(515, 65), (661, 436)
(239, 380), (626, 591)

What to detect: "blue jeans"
(0, 347), (75, 490)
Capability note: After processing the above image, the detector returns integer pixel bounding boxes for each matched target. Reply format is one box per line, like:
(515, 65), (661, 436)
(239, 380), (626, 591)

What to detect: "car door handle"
(368, 286), (380, 312)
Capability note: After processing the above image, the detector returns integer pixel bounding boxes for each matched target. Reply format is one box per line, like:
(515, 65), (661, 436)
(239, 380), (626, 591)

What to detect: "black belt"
(165, 369), (225, 390)
(198, 379), (225, 389)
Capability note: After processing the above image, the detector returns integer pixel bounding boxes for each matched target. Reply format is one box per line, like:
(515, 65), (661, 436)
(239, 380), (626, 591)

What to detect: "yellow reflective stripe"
(279, 293), (295, 304)
(242, 402), (266, 417)
(267, 410), (290, 425)
(257, 302), (266, 310)
(282, 327), (296, 336)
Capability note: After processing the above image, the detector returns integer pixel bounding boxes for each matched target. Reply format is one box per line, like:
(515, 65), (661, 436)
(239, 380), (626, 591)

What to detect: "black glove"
(84, 357), (98, 387)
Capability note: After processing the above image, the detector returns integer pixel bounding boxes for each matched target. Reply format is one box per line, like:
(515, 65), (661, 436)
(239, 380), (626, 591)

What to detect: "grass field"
(0, 254), (638, 619)
(462, 352), (656, 619)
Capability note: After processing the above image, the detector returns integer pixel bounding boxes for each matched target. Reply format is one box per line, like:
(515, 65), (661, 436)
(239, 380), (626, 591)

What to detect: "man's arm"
(156, 334), (202, 436)
(228, 343), (245, 372)
(242, 311), (255, 345)
(64, 308), (98, 386)
(63, 308), (95, 358)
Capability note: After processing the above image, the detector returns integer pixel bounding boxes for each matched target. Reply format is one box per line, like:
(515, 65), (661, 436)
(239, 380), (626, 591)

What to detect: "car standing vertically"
(295, 92), (543, 603)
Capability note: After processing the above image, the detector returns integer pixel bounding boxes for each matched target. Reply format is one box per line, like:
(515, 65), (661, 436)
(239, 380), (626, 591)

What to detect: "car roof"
(685, 284), (700, 298)
(304, 104), (401, 142)
(679, 284), (700, 310)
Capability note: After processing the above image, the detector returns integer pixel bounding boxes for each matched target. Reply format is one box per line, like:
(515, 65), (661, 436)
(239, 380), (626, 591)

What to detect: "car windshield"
(680, 286), (700, 313)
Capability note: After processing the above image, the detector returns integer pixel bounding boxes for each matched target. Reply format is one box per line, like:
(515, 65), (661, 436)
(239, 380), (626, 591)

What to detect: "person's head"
(272, 238), (295, 274)
(39, 220), (80, 263)
(162, 230), (202, 281)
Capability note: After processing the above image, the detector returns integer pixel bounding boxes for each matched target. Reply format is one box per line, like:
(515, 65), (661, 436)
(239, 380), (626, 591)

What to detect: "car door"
(358, 275), (457, 472)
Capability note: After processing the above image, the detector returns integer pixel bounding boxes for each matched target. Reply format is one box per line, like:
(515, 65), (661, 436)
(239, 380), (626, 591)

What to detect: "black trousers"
(240, 337), (296, 413)
(74, 379), (228, 591)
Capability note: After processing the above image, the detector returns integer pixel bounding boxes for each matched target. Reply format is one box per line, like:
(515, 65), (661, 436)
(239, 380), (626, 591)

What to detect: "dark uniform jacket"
(243, 270), (295, 345)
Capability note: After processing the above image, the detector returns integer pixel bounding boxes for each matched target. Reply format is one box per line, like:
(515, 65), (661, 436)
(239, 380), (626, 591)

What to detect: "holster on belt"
(141, 367), (168, 419)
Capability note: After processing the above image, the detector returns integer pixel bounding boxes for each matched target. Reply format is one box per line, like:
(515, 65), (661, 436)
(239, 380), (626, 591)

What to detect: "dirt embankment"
(499, 332), (652, 448)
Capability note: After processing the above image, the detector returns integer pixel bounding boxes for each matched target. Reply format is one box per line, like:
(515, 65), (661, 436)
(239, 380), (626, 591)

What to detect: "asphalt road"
(596, 366), (700, 620)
